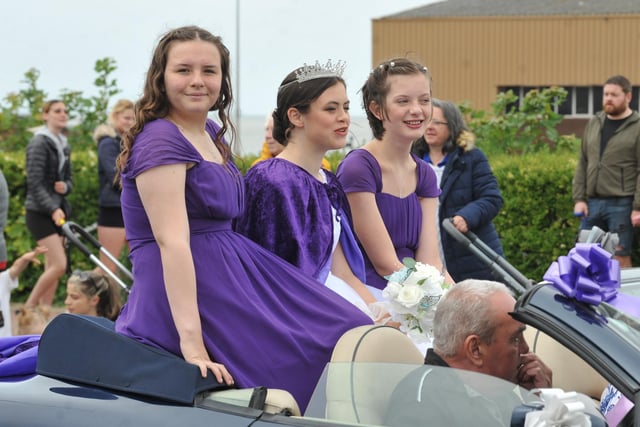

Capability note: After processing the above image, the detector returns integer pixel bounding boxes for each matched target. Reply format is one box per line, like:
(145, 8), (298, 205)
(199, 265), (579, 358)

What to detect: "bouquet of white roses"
(382, 258), (450, 344)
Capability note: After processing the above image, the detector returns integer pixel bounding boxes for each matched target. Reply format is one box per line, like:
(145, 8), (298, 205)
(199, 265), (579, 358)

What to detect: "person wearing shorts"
(24, 100), (72, 308)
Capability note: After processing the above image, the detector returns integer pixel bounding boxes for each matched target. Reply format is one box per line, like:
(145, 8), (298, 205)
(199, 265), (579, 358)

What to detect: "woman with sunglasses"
(64, 270), (122, 321)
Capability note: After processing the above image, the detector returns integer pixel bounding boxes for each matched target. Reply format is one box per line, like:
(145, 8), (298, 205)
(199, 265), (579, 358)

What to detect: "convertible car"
(0, 223), (637, 425)
(0, 277), (635, 426)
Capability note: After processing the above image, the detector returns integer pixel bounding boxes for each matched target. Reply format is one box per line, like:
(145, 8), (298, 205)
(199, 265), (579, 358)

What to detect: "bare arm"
(416, 197), (454, 284)
(136, 163), (233, 385)
(8, 246), (48, 281)
(346, 191), (404, 278)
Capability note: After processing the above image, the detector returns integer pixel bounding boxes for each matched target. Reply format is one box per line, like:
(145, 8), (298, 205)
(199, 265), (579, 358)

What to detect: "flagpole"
(234, 0), (241, 146)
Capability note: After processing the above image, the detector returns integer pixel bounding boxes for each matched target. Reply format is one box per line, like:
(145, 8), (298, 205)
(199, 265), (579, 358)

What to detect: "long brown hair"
(116, 26), (235, 177)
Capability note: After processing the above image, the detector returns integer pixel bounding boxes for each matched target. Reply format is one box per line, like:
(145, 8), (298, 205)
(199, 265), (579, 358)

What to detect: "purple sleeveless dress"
(336, 149), (440, 289)
(115, 119), (372, 411)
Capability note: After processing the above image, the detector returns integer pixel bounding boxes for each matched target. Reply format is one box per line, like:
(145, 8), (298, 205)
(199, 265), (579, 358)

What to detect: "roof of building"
(384, 0), (640, 19)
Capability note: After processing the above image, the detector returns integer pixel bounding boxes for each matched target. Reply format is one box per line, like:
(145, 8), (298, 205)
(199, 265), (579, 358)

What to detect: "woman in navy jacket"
(412, 99), (503, 282)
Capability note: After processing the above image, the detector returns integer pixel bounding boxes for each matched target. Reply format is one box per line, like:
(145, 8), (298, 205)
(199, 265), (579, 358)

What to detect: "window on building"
(498, 85), (640, 117)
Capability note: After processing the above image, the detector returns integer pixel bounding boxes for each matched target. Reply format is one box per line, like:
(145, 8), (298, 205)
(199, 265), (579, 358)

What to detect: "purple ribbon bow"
(543, 243), (640, 317)
(543, 243), (620, 305)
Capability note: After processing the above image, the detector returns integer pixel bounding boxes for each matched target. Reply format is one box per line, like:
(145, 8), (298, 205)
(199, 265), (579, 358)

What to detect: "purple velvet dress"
(336, 149), (440, 289)
(115, 119), (372, 411)
(235, 158), (365, 285)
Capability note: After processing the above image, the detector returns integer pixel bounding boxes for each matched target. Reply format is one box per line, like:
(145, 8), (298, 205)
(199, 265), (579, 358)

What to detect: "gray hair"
(432, 279), (512, 357)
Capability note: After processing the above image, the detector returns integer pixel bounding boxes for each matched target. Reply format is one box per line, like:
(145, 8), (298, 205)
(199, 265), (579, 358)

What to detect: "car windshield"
(304, 362), (540, 427)
(597, 299), (640, 352)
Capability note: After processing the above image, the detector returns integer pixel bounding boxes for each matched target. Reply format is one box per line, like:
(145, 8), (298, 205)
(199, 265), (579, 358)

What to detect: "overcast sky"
(2, 0), (434, 118)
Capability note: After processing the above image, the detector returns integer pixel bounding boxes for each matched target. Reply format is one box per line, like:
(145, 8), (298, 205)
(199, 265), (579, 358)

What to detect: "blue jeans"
(581, 197), (633, 256)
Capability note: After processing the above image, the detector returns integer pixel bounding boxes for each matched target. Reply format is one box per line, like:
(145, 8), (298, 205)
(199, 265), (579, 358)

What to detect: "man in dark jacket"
(573, 75), (640, 268)
(384, 280), (552, 426)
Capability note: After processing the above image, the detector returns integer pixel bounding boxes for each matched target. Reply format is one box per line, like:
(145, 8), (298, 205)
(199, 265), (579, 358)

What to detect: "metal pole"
(235, 0), (241, 146)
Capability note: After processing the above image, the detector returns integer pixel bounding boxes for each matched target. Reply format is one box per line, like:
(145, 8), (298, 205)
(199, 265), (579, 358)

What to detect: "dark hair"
(412, 99), (470, 158)
(272, 69), (346, 145)
(605, 75), (632, 94)
(69, 270), (122, 321)
(117, 25), (235, 175)
(361, 58), (431, 140)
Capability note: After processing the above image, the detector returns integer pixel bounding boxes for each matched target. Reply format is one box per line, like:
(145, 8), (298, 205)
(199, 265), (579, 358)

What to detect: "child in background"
(0, 246), (47, 337)
(64, 270), (122, 321)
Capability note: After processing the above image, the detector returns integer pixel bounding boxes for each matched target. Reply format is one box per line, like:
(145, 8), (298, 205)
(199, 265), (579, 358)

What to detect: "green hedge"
(0, 148), (619, 304)
(491, 152), (580, 281)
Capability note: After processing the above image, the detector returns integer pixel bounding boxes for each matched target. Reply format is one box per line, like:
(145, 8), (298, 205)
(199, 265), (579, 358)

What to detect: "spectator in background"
(0, 169), (8, 271)
(251, 111), (332, 170)
(250, 112), (283, 166)
(93, 99), (135, 273)
(412, 99), (504, 282)
(24, 100), (72, 310)
(337, 58), (453, 291)
(0, 246), (47, 337)
(64, 270), (122, 321)
(573, 75), (640, 268)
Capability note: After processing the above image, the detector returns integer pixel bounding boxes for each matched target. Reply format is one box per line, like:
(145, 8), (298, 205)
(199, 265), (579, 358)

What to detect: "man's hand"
(631, 210), (640, 227)
(573, 201), (588, 218)
(517, 352), (552, 390)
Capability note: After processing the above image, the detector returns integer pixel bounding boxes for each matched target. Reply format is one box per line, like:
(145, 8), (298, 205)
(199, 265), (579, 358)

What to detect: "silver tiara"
(294, 59), (346, 83)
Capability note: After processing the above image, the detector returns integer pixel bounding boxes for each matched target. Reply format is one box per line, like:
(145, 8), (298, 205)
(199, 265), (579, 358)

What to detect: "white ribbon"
(524, 389), (592, 427)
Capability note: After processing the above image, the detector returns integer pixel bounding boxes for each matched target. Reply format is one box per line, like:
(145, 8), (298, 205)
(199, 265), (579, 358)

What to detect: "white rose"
(382, 281), (402, 301)
(404, 263), (442, 287)
(396, 285), (424, 309)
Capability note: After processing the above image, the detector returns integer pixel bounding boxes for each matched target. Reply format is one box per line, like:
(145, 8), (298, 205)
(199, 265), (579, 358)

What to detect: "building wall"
(372, 15), (640, 112)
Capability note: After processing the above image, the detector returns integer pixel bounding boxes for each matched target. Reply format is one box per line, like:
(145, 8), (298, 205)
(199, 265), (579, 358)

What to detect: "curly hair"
(116, 26), (235, 177)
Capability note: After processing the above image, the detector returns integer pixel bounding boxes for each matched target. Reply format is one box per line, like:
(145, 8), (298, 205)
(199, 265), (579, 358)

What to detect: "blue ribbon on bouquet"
(543, 243), (640, 316)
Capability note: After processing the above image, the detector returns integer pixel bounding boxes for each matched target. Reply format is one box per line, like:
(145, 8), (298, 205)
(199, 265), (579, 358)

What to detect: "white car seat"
(325, 325), (424, 424)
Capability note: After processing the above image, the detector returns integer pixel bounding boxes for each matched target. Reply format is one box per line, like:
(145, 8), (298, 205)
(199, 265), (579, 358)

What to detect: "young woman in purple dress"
(236, 62), (386, 320)
(337, 58), (454, 290)
(113, 26), (371, 411)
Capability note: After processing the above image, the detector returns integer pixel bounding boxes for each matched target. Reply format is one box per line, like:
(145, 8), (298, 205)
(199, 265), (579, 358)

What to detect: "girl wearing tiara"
(337, 58), (454, 290)
(237, 61), (388, 321)
(114, 26), (371, 412)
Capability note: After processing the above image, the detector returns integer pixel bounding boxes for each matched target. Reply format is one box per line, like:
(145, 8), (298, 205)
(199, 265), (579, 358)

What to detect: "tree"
(0, 57), (121, 152)
(460, 87), (580, 155)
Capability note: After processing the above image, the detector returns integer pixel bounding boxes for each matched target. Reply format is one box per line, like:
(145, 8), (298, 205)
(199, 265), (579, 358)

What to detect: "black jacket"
(97, 135), (122, 208)
(25, 133), (72, 215)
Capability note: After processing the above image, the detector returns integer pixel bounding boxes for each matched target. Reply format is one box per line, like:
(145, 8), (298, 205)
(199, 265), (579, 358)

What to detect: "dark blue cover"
(36, 313), (227, 404)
